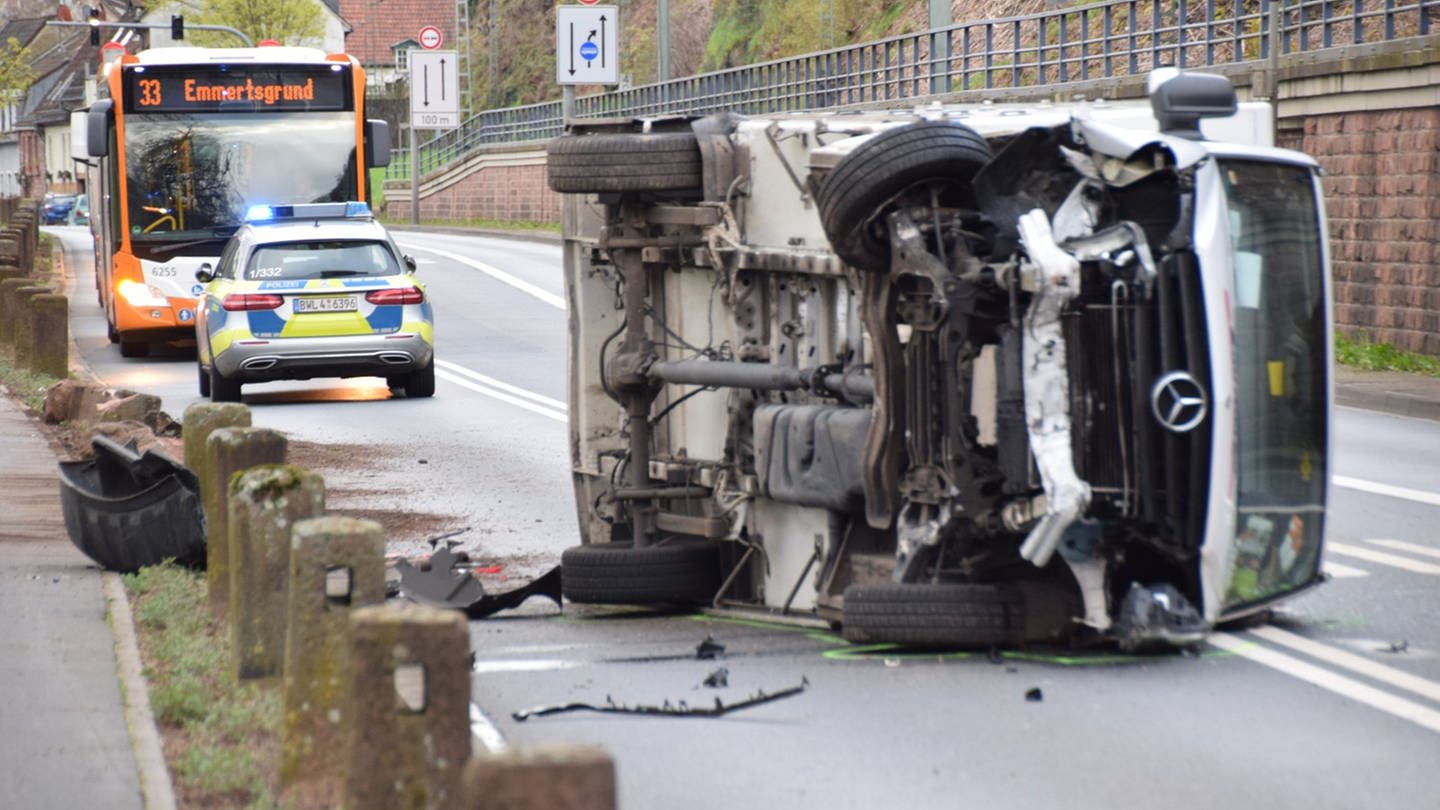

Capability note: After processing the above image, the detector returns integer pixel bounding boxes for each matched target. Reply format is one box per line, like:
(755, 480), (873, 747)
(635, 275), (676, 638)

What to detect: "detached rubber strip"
(512, 678), (809, 722)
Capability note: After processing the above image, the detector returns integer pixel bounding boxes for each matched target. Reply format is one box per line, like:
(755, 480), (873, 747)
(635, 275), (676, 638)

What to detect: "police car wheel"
(547, 133), (703, 194)
(197, 364), (211, 397)
(404, 359), (435, 398)
(816, 120), (992, 272)
(209, 367), (242, 403)
(560, 538), (721, 605)
(841, 582), (1024, 647)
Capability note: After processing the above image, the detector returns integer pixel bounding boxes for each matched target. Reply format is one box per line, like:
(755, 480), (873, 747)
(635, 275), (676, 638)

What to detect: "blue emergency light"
(244, 201), (372, 222)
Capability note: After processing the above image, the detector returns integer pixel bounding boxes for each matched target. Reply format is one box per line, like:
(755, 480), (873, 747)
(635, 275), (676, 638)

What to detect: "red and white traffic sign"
(577, 0), (600, 5)
(418, 25), (443, 49)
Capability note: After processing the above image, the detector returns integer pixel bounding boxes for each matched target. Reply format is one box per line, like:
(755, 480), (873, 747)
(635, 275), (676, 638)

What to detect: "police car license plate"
(294, 295), (358, 314)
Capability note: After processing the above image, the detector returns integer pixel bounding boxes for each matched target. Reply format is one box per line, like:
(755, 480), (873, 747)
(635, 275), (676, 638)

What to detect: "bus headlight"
(117, 278), (169, 307)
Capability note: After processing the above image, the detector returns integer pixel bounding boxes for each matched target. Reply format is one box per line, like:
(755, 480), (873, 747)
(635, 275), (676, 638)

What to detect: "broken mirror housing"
(550, 69), (1331, 651)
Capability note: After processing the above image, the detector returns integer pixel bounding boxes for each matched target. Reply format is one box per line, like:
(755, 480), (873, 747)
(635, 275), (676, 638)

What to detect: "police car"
(194, 202), (434, 402)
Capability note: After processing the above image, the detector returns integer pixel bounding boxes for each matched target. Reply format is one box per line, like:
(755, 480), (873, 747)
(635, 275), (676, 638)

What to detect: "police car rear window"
(245, 240), (400, 281)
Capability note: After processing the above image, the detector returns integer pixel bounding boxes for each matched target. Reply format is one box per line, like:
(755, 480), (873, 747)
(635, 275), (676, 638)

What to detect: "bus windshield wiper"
(141, 228), (239, 255)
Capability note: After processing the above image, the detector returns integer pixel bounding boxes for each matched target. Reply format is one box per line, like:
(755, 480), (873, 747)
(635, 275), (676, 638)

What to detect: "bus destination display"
(123, 66), (352, 113)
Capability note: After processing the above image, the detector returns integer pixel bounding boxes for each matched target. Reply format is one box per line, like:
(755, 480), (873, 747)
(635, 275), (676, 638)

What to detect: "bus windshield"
(1222, 159), (1328, 609)
(124, 111), (358, 241)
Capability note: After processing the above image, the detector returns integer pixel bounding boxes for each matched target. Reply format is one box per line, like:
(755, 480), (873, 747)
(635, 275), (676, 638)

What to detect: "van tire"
(547, 133), (703, 194)
(561, 539), (720, 605)
(841, 582), (1024, 646)
(816, 121), (992, 272)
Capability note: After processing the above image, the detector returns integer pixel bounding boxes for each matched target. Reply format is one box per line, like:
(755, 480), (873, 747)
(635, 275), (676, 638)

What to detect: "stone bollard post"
(11, 285), (48, 367)
(280, 516), (387, 805)
(11, 219), (34, 270)
(27, 293), (68, 379)
(203, 425), (286, 620)
(463, 745), (617, 810)
(0, 278), (36, 344)
(227, 464), (324, 682)
(0, 262), (23, 287)
(345, 603), (472, 810)
(0, 234), (19, 271)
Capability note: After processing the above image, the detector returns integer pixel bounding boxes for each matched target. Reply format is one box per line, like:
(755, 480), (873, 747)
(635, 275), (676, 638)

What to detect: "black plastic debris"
(1381, 640), (1410, 654)
(1025, 687), (1043, 702)
(512, 678), (809, 722)
(1111, 582), (1208, 651)
(702, 667), (729, 688)
(696, 635), (725, 660)
(395, 548), (563, 619)
(57, 436), (206, 573)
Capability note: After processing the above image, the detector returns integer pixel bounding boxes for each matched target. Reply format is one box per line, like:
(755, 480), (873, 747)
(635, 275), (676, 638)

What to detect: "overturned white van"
(548, 70), (1331, 650)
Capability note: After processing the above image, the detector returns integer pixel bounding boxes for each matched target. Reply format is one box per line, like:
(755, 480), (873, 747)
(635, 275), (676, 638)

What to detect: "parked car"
(193, 201), (434, 402)
(68, 194), (89, 226)
(42, 193), (77, 224)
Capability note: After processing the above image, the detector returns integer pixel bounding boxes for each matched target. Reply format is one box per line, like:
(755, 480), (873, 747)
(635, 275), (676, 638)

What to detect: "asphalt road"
(52, 225), (1440, 809)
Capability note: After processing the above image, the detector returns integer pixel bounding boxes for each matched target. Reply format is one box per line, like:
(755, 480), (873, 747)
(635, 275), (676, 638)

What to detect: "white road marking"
(1208, 632), (1440, 734)
(1247, 625), (1440, 703)
(397, 242), (566, 310)
(470, 659), (583, 675)
(1333, 475), (1440, 508)
(1326, 542), (1440, 575)
(436, 360), (566, 410)
(436, 368), (567, 422)
(1366, 538), (1440, 561)
(1322, 561), (1369, 578)
(470, 702), (507, 753)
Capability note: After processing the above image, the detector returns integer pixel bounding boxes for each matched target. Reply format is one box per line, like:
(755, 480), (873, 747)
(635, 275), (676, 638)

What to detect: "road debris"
(512, 678), (809, 722)
(1025, 687), (1044, 702)
(1380, 640), (1410, 654)
(696, 635), (725, 660)
(702, 668), (729, 688)
(394, 546), (562, 618)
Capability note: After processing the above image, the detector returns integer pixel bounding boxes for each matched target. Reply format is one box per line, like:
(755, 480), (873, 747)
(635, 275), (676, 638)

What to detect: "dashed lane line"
(397, 242), (566, 310)
(1366, 538), (1440, 561)
(1247, 625), (1440, 704)
(435, 367), (567, 422)
(1333, 475), (1440, 508)
(1325, 542), (1440, 575)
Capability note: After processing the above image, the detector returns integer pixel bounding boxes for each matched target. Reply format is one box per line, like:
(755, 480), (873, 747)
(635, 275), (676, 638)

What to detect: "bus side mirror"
(365, 119), (391, 168)
(86, 100), (114, 158)
(196, 264), (215, 284)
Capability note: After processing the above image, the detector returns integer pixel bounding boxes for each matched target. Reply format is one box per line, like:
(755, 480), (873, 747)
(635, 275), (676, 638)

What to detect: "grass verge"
(1335, 331), (1440, 376)
(123, 562), (283, 809)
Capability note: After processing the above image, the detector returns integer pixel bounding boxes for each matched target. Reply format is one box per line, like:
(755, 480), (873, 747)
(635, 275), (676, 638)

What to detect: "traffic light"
(171, 15), (184, 41)
(88, 7), (101, 46)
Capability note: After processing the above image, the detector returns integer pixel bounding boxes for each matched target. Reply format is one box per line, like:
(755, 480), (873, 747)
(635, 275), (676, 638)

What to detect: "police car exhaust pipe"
(379, 353), (413, 365)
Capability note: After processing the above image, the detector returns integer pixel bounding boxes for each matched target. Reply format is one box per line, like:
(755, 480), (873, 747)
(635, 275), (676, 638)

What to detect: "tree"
(183, 0), (326, 48)
(0, 36), (35, 99)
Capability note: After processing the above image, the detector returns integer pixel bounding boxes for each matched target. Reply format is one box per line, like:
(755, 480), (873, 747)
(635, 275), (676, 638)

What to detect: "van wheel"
(209, 367), (242, 403)
(547, 133), (703, 194)
(816, 121), (992, 272)
(841, 582), (1024, 647)
(561, 538), (721, 605)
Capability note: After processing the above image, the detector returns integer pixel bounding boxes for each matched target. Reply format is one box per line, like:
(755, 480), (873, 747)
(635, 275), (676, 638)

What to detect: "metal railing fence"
(385, 0), (1436, 181)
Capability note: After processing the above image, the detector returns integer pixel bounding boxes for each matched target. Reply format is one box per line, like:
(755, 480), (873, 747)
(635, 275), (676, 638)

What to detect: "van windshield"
(1221, 159), (1328, 609)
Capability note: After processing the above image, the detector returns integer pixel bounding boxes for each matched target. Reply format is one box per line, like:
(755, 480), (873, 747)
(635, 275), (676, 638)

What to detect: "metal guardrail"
(384, 0), (1436, 181)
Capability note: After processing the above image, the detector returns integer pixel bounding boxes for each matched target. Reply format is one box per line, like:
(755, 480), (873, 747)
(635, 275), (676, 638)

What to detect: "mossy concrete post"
(10, 218), (34, 270)
(27, 293), (68, 379)
(204, 425), (286, 620)
(462, 746), (617, 810)
(0, 278), (36, 344)
(11, 285), (48, 368)
(344, 603), (471, 810)
(280, 516), (387, 805)
(183, 402), (251, 473)
(0, 234), (19, 271)
(228, 463), (324, 682)
(0, 263), (24, 287)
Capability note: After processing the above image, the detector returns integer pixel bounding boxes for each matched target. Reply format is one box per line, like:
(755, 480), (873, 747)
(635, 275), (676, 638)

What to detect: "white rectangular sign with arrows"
(556, 5), (619, 86)
(410, 49), (460, 129)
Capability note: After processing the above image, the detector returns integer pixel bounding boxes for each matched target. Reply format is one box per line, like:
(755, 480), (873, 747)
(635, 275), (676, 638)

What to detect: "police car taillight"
(222, 293), (285, 311)
(365, 287), (424, 306)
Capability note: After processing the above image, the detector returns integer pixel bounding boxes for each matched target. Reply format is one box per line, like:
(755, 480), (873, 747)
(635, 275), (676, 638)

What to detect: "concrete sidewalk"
(0, 357), (1436, 808)
(0, 392), (171, 808)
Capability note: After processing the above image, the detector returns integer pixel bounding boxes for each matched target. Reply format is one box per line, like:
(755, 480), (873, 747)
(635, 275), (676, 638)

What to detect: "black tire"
(404, 358), (436, 398)
(118, 339), (149, 358)
(197, 364), (211, 397)
(105, 320), (118, 344)
(816, 121), (992, 272)
(547, 133), (703, 194)
(209, 366), (242, 403)
(842, 582), (1024, 647)
(561, 538), (721, 605)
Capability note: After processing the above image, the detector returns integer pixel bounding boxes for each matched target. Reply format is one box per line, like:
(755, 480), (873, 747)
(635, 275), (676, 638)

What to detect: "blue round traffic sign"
(579, 41), (599, 61)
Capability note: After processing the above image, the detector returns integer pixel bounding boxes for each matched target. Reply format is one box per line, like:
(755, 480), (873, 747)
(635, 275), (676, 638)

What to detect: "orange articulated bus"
(79, 46), (391, 358)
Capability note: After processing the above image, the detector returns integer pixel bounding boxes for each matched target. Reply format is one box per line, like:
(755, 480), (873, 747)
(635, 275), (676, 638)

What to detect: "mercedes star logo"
(1150, 371), (1208, 433)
